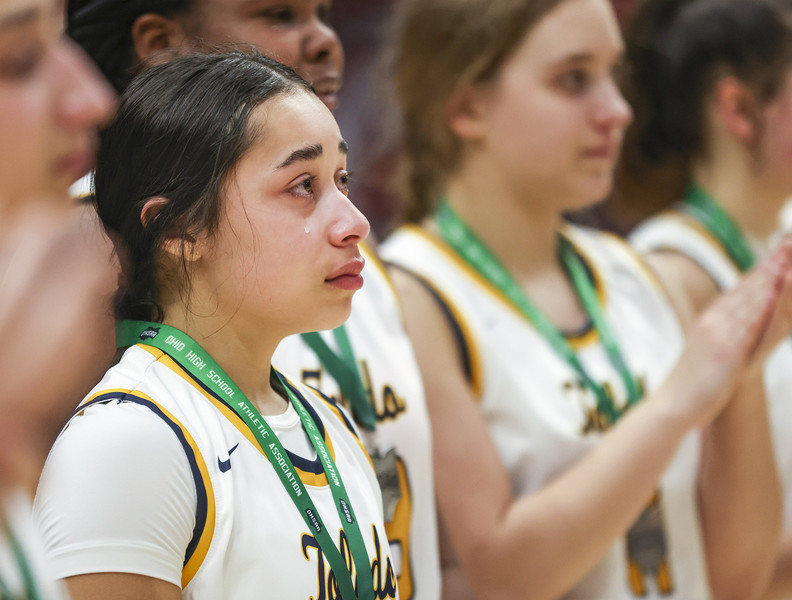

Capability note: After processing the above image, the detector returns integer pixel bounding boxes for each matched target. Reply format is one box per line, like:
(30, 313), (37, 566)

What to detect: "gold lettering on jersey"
(370, 525), (399, 599)
(360, 361), (407, 424)
(302, 369), (323, 391)
(301, 362), (407, 426)
(563, 375), (648, 435)
(302, 526), (397, 600)
(562, 380), (610, 434)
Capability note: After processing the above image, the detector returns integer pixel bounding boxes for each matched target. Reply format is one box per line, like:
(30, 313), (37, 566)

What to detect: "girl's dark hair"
(67, 0), (196, 92)
(617, 0), (792, 208)
(391, 0), (564, 223)
(94, 51), (314, 322)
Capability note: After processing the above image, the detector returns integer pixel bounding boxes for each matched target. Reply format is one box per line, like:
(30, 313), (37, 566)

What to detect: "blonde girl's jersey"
(34, 344), (399, 600)
(273, 242), (439, 600)
(381, 224), (709, 600)
(631, 209), (792, 531)
(1, 491), (68, 600)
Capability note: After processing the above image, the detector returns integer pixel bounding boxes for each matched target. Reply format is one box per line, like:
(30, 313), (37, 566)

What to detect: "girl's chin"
(298, 303), (354, 336)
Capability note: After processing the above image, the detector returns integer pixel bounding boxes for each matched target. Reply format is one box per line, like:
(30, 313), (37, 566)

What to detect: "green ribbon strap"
(117, 320), (375, 600)
(301, 327), (377, 431)
(0, 521), (41, 600)
(435, 200), (643, 426)
(682, 184), (755, 272)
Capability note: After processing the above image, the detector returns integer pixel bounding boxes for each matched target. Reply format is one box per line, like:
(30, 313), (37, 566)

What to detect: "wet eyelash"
(291, 176), (316, 197)
(338, 171), (353, 193)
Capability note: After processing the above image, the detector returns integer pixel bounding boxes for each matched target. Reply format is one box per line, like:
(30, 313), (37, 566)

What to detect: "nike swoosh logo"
(218, 443), (240, 473)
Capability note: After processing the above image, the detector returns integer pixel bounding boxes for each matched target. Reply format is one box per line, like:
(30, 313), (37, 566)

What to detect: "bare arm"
(648, 251), (784, 600)
(762, 532), (792, 600)
(699, 372), (782, 600)
(391, 243), (792, 600)
(436, 508), (474, 600)
(66, 574), (180, 600)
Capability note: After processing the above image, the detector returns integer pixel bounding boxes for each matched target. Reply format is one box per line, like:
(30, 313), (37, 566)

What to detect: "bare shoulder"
(644, 250), (721, 330)
(387, 266), (462, 365)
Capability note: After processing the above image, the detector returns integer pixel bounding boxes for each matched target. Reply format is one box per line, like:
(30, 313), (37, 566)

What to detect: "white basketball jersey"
(273, 242), (439, 600)
(632, 209), (792, 530)
(1, 491), (68, 600)
(381, 224), (709, 599)
(68, 343), (399, 600)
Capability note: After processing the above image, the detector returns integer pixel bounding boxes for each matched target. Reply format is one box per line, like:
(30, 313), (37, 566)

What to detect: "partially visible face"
(194, 90), (369, 338)
(0, 0), (114, 211)
(470, 0), (632, 210)
(756, 68), (792, 200)
(185, 0), (343, 110)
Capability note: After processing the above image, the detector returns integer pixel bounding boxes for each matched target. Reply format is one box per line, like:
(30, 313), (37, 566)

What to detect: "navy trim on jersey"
(303, 383), (360, 440)
(387, 262), (474, 386)
(557, 236), (596, 339)
(165, 354), (329, 476)
(68, 391), (209, 568)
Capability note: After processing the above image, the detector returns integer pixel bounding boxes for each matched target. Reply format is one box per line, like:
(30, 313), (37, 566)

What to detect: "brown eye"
(317, 2), (332, 23)
(259, 6), (294, 23)
(336, 171), (351, 196)
(290, 176), (316, 198)
(0, 46), (43, 79)
(556, 68), (590, 95)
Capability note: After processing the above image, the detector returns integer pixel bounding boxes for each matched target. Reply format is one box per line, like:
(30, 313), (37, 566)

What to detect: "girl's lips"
(325, 273), (364, 290)
(313, 76), (342, 111)
(316, 92), (339, 111)
(581, 143), (617, 159)
(325, 257), (365, 290)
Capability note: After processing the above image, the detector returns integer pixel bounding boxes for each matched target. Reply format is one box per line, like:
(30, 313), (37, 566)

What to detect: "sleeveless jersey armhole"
(387, 262), (484, 400)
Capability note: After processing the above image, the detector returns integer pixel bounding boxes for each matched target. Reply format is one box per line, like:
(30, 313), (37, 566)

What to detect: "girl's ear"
(445, 80), (490, 142)
(131, 13), (194, 68)
(712, 76), (760, 145)
(140, 196), (204, 262)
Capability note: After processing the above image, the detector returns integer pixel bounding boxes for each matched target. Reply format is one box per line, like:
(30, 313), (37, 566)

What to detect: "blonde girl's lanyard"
(434, 200), (643, 425)
(682, 184), (755, 272)
(0, 521), (40, 600)
(116, 321), (375, 600)
(301, 328), (377, 431)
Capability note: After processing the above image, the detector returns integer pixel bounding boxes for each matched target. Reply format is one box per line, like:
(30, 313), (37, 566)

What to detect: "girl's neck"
(442, 170), (564, 282)
(441, 165), (591, 333)
(162, 308), (287, 415)
(692, 156), (786, 243)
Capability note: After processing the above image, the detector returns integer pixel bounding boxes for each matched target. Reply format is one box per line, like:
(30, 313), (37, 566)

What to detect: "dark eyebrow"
(277, 144), (323, 169)
(276, 140), (348, 169)
(553, 52), (595, 67)
(0, 7), (39, 33)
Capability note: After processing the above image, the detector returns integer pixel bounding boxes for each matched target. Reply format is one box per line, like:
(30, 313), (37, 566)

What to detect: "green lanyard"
(0, 521), (40, 600)
(682, 184), (755, 272)
(301, 327), (377, 431)
(116, 321), (374, 600)
(435, 201), (644, 426)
